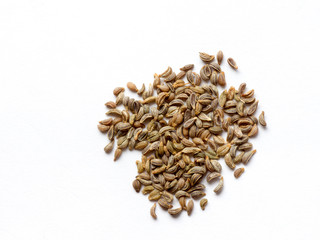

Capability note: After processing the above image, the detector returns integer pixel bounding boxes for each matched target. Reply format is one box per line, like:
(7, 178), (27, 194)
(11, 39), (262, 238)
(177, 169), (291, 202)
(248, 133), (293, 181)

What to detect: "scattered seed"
(234, 168), (245, 178)
(227, 58), (238, 70)
(150, 203), (157, 219)
(259, 111), (267, 126)
(200, 198), (208, 210)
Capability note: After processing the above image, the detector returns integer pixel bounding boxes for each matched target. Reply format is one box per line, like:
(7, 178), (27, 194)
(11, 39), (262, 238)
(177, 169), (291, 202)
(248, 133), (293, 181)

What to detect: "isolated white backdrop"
(0, 0), (320, 239)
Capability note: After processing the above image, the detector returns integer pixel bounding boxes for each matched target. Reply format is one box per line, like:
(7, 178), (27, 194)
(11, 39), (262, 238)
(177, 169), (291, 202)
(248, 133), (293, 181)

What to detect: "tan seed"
(259, 111), (267, 126)
(114, 148), (122, 161)
(187, 200), (194, 216)
(168, 207), (182, 216)
(150, 203), (157, 219)
(127, 82), (138, 92)
(227, 58), (238, 70)
(217, 50), (223, 65)
(104, 140), (114, 153)
(234, 168), (245, 178)
(199, 52), (215, 63)
(113, 87), (125, 96)
(214, 177), (224, 193)
(200, 198), (208, 210)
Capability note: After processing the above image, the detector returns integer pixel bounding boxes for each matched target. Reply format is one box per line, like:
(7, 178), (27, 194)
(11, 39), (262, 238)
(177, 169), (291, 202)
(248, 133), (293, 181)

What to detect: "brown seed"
(217, 72), (226, 86)
(187, 200), (194, 216)
(160, 66), (172, 78)
(248, 124), (258, 137)
(97, 124), (109, 133)
(214, 177), (224, 193)
(234, 168), (245, 178)
(207, 172), (221, 183)
(113, 87), (125, 96)
(180, 64), (194, 71)
(217, 143), (231, 156)
(242, 149), (256, 164)
(168, 207), (182, 216)
(199, 52), (215, 63)
(179, 197), (187, 210)
(200, 198), (208, 210)
(217, 50), (223, 65)
(104, 140), (114, 153)
(158, 198), (173, 209)
(224, 153), (235, 170)
(105, 101), (117, 109)
(191, 190), (206, 199)
(127, 82), (138, 92)
(132, 179), (141, 193)
(150, 203), (157, 219)
(227, 58), (238, 70)
(259, 111), (267, 126)
(114, 148), (122, 161)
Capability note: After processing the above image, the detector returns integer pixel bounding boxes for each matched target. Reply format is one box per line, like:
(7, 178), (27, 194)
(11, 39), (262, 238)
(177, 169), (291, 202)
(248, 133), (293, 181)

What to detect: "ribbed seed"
(234, 168), (245, 178)
(150, 203), (157, 219)
(259, 111), (267, 126)
(200, 198), (208, 210)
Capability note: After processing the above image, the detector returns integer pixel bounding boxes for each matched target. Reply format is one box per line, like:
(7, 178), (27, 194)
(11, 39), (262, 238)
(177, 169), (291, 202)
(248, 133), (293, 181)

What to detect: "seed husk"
(98, 124), (109, 133)
(227, 58), (238, 70)
(234, 168), (245, 178)
(150, 203), (157, 219)
(259, 111), (267, 126)
(200, 198), (208, 210)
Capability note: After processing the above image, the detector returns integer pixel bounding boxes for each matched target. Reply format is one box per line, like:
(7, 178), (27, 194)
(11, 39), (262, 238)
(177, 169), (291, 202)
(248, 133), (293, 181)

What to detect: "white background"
(0, 0), (319, 239)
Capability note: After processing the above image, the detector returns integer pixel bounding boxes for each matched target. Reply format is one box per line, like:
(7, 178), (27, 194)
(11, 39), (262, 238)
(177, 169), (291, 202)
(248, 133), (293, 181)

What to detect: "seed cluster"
(98, 51), (267, 218)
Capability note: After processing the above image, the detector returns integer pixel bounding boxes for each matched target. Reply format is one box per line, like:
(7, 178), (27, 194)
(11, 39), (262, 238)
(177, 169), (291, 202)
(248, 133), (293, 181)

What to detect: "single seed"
(114, 148), (122, 161)
(200, 198), (208, 210)
(214, 177), (224, 193)
(234, 168), (245, 178)
(199, 52), (215, 63)
(168, 207), (182, 216)
(132, 179), (141, 193)
(127, 82), (138, 92)
(104, 140), (114, 153)
(150, 203), (157, 219)
(227, 58), (238, 70)
(217, 50), (223, 65)
(113, 87), (125, 96)
(259, 111), (267, 126)
(187, 200), (194, 216)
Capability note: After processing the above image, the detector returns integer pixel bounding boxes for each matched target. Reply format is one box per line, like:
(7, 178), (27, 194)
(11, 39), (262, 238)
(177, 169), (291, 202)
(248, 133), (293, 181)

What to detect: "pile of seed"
(98, 51), (267, 219)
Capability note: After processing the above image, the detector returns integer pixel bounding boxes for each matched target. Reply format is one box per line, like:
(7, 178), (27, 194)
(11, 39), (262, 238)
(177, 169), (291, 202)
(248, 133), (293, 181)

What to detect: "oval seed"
(227, 58), (238, 70)
(127, 82), (138, 92)
(217, 50), (223, 65)
(132, 179), (141, 193)
(187, 200), (194, 216)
